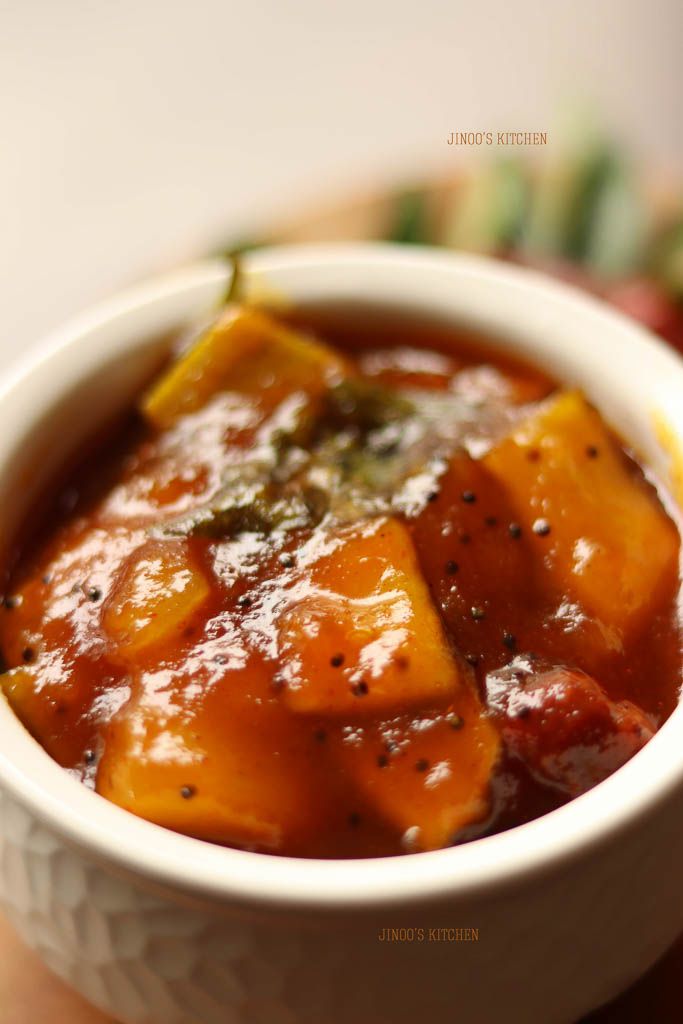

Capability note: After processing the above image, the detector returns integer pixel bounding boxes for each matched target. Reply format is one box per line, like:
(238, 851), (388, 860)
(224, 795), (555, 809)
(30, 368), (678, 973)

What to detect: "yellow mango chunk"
(278, 518), (462, 715)
(1, 664), (112, 767)
(103, 539), (210, 658)
(1, 666), (36, 718)
(332, 691), (499, 850)
(97, 666), (321, 851)
(141, 306), (348, 429)
(483, 391), (679, 635)
(0, 667), (62, 758)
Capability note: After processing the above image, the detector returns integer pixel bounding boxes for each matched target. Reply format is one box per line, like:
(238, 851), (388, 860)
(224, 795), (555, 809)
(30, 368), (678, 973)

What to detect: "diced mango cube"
(97, 664), (320, 850)
(483, 391), (679, 636)
(1, 666), (65, 761)
(1, 663), (113, 767)
(278, 517), (462, 715)
(1, 666), (37, 717)
(103, 539), (210, 658)
(332, 689), (500, 850)
(141, 306), (349, 429)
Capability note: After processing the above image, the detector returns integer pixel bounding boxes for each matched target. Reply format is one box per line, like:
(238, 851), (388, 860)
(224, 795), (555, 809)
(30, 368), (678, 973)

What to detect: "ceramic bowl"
(1, 244), (683, 1024)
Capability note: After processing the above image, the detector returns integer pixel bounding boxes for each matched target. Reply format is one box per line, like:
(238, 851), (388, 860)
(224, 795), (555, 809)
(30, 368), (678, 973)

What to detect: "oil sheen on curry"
(1, 303), (681, 858)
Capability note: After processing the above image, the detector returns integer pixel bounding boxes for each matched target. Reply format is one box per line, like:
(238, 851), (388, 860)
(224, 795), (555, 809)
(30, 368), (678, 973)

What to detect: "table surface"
(0, 910), (680, 1023)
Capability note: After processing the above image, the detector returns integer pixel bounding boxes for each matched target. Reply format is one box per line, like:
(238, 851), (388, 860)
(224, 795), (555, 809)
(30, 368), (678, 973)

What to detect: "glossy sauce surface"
(0, 305), (681, 857)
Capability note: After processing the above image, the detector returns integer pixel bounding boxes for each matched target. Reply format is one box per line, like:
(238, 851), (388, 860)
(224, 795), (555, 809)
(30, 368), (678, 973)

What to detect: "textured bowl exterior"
(3, 780), (683, 1024)
(2, 246), (683, 1024)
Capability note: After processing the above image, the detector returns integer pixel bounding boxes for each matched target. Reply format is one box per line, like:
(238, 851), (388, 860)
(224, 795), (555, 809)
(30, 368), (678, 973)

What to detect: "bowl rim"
(1, 241), (683, 912)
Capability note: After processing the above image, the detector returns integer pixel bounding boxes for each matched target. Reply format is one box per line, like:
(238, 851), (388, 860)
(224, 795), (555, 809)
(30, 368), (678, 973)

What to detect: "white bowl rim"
(1, 241), (683, 912)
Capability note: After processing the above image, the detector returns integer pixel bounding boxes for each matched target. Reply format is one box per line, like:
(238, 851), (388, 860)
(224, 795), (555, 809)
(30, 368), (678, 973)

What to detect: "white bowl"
(1, 244), (683, 1024)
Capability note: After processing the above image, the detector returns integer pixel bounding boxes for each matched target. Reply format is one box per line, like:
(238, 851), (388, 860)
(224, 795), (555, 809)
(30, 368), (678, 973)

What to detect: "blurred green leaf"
(581, 160), (647, 277)
(386, 189), (430, 245)
(652, 218), (683, 297)
(442, 159), (529, 254)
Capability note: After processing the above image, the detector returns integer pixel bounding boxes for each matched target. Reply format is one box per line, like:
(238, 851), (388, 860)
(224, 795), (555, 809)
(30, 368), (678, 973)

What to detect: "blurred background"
(1, 0), (682, 362)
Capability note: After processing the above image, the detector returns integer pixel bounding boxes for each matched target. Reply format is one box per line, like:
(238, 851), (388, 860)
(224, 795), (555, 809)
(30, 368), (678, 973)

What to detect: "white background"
(1, 0), (681, 365)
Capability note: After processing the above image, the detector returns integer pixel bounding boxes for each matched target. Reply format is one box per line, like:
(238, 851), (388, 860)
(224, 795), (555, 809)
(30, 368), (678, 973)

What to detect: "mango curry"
(0, 304), (680, 857)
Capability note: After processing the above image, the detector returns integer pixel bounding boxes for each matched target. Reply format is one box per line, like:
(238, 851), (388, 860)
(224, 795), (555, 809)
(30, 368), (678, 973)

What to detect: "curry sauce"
(0, 304), (680, 857)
